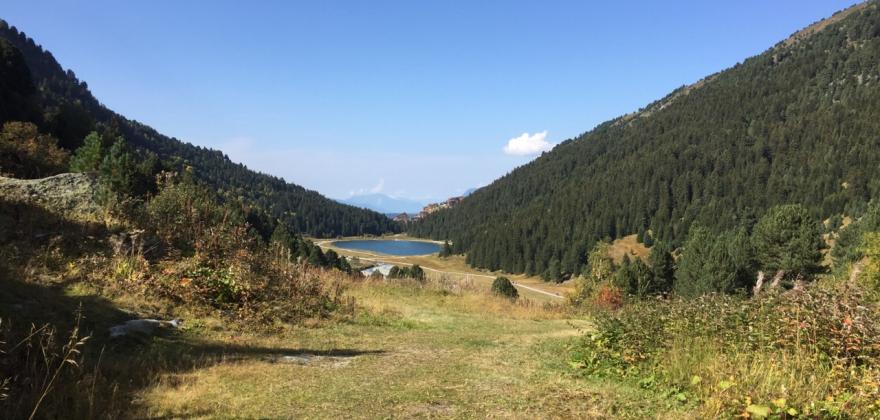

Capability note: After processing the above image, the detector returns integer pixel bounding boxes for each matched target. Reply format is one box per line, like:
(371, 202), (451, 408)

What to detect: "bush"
(569, 241), (615, 306)
(571, 282), (880, 417)
(591, 281), (624, 310)
(387, 264), (425, 281)
(147, 172), (250, 258)
(0, 121), (69, 179)
(491, 277), (518, 299)
(409, 264), (425, 281)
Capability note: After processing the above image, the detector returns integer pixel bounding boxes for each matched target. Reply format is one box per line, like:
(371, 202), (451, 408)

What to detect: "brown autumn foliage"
(0, 121), (69, 179)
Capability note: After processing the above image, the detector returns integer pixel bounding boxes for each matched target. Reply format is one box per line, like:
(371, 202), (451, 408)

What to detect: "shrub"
(387, 264), (425, 281)
(0, 121), (69, 179)
(439, 240), (452, 258)
(409, 264), (425, 281)
(571, 281), (880, 417)
(491, 277), (518, 299)
(591, 281), (624, 310)
(147, 172), (251, 258)
(860, 232), (880, 290)
(569, 241), (615, 305)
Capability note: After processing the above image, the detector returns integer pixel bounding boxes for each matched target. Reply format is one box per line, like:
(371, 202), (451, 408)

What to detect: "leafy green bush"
(187, 265), (243, 304)
(491, 277), (518, 299)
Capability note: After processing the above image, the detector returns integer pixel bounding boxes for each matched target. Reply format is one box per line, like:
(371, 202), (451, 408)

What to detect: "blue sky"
(3, 0), (861, 201)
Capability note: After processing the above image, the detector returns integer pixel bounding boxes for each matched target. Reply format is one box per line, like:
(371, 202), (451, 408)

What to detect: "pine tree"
(491, 277), (519, 299)
(542, 259), (562, 283)
(648, 241), (675, 294)
(69, 131), (103, 172)
(675, 225), (733, 298)
(751, 204), (823, 279)
(410, 264), (425, 281)
(99, 138), (135, 196)
(439, 240), (452, 258)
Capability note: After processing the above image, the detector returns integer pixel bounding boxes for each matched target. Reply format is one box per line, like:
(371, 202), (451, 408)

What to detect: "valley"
(315, 235), (573, 302)
(3, 1), (880, 418)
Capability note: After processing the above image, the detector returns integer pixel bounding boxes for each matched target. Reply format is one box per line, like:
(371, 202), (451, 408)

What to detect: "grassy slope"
(608, 234), (650, 264)
(137, 280), (689, 418)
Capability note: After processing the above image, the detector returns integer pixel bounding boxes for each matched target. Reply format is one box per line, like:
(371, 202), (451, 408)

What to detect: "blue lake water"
(332, 239), (441, 256)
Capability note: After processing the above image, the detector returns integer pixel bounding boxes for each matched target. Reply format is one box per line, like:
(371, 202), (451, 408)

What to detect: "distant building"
(393, 213), (412, 223)
(418, 195), (466, 219)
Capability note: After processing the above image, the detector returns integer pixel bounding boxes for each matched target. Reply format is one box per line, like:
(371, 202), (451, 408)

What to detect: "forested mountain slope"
(411, 2), (880, 278)
(0, 20), (398, 238)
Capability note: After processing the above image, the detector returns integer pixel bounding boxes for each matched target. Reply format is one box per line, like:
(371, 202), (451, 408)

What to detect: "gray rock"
(109, 318), (182, 338)
(0, 173), (104, 221)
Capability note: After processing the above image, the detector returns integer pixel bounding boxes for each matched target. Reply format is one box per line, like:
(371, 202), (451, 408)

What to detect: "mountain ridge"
(0, 19), (398, 238)
(410, 1), (880, 278)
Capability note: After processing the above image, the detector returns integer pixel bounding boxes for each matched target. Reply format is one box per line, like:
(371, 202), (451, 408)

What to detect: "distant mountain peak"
(339, 193), (427, 214)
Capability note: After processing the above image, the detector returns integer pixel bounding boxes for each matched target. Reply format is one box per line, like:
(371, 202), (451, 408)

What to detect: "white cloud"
(503, 131), (554, 156)
(370, 178), (385, 194)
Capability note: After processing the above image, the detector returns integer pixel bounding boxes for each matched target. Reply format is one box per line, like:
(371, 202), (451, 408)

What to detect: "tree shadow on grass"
(1, 275), (387, 419)
(0, 201), (385, 419)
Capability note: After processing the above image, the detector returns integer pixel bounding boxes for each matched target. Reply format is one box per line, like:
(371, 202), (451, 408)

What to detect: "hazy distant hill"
(411, 2), (880, 277)
(0, 19), (398, 238)
(338, 193), (427, 214)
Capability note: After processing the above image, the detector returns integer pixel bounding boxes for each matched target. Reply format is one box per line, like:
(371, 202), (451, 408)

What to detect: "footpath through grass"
(138, 279), (690, 418)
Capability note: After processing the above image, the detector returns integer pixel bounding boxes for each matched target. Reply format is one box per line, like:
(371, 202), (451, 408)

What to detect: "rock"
(0, 173), (104, 222)
(109, 318), (182, 338)
(265, 353), (357, 367)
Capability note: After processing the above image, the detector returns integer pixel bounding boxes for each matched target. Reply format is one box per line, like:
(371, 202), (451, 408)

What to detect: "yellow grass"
(136, 278), (689, 418)
(607, 234), (650, 264)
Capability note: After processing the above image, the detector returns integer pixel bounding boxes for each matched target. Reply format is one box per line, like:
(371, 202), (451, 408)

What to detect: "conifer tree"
(648, 241), (675, 294)
(751, 204), (822, 279)
(69, 131), (103, 172)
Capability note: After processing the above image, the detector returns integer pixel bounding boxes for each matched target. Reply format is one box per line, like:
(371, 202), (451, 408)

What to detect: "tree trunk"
(753, 271), (765, 297)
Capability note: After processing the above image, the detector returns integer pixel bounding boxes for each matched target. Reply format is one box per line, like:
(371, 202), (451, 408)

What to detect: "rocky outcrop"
(0, 172), (104, 221)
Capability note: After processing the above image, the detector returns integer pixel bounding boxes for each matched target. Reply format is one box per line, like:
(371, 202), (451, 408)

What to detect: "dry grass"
(136, 277), (685, 418)
(607, 234), (650, 264)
